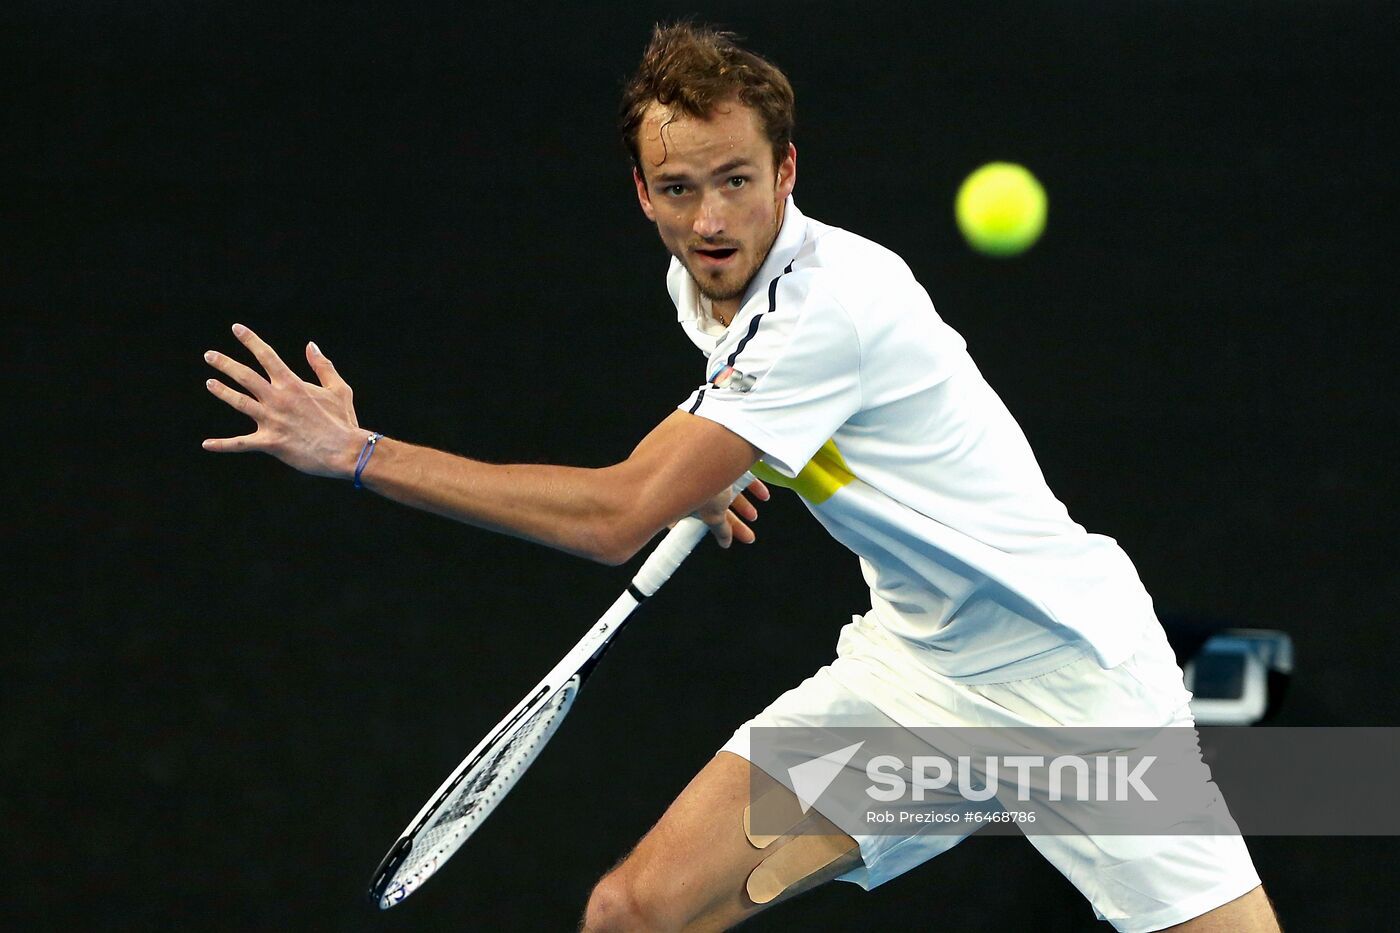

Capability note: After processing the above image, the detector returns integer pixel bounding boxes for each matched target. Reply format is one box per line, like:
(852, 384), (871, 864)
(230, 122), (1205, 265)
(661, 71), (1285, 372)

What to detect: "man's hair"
(619, 22), (795, 176)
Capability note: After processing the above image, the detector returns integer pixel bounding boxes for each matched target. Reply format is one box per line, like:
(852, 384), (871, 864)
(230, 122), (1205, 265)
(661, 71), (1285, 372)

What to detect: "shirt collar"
(669, 196), (807, 354)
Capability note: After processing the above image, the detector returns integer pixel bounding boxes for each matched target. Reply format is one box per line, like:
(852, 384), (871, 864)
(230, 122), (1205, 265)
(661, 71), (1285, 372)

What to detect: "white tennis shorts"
(721, 615), (1262, 933)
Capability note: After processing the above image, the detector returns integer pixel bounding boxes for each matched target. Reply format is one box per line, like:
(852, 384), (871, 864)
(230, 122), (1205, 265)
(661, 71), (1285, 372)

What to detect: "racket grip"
(631, 472), (757, 598)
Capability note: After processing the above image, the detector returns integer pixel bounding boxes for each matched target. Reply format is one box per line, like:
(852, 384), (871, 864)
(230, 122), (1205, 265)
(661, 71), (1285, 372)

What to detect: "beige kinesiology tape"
(742, 783), (860, 905)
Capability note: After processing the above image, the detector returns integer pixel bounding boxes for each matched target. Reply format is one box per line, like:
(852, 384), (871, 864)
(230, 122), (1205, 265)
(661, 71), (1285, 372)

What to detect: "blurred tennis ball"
(955, 162), (1047, 257)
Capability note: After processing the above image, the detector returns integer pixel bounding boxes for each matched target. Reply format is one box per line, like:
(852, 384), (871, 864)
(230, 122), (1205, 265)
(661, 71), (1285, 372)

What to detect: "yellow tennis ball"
(955, 162), (1047, 257)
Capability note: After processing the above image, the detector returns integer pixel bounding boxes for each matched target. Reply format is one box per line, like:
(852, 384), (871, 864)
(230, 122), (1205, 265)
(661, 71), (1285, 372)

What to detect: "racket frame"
(368, 474), (754, 908)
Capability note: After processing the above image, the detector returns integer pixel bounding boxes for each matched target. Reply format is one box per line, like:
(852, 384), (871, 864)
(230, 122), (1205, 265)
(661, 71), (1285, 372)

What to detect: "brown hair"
(619, 22), (795, 175)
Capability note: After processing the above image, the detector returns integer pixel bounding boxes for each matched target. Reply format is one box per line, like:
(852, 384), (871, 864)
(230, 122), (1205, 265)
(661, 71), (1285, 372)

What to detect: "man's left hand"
(202, 323), (365, 479)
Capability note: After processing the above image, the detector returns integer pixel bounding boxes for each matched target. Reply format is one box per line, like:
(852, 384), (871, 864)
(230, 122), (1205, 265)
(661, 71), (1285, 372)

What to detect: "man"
(204, 22), (1277, 933)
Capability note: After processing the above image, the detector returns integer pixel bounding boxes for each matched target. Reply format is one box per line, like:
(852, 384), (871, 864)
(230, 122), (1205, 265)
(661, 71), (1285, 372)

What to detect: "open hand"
(695, 476), (770, 548)
(202, 323), (366, 478)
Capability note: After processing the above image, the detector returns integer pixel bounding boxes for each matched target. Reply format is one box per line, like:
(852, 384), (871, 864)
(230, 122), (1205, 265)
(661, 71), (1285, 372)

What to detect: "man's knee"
(581, 869), (682, 933)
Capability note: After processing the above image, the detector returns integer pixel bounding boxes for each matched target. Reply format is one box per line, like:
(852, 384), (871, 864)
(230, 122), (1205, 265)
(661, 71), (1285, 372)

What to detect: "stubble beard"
(685, 210), (782, 304)
(691, 257), (756, 301)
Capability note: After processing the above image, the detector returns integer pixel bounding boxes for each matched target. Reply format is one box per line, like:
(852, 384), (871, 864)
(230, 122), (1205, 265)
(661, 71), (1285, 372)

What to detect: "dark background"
(7, 1), (1399, 929)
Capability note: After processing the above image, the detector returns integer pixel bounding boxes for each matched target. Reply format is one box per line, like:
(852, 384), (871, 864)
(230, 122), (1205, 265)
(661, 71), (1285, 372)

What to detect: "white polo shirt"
(673, 199), (1155, 682)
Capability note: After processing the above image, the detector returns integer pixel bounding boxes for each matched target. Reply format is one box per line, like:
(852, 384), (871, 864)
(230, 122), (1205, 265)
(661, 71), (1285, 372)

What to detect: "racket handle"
(631, 472), (757, 597)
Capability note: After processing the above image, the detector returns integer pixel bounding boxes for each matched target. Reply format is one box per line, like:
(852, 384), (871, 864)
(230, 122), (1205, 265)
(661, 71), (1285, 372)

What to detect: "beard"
(689, 260), (751, 302)
(682, 211), (782, 304)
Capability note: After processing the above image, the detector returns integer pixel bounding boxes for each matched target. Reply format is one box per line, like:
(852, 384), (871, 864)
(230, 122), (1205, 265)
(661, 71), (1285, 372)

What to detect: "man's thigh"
(1164, 885), (1278, 932)
(585, 751), (861, 932)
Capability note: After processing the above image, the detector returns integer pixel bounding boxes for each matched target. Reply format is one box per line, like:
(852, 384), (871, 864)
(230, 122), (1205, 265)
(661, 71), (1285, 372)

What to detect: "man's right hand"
(694, 476), (770, 548)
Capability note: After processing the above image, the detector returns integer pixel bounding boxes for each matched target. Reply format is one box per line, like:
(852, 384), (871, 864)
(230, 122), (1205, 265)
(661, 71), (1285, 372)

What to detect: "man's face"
(633, 99), (796, 309)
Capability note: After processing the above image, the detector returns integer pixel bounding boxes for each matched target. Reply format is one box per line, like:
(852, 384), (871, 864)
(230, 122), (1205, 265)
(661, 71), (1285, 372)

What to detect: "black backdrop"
(8, 1), (1399, 929)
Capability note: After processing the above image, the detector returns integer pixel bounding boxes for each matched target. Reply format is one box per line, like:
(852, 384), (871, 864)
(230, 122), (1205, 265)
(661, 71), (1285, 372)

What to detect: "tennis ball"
(955, 162), (1047, 257)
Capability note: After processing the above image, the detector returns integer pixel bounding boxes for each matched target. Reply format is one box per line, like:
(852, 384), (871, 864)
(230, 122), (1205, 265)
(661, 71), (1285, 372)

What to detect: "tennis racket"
(368, 473), (757, 909)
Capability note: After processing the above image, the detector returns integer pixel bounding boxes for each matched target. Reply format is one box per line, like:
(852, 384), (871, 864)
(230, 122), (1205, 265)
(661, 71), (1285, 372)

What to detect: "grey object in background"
(1185, 629), (1294, 726)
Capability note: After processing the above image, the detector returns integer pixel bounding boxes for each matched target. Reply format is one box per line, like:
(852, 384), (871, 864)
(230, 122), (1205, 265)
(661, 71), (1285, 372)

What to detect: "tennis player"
(203, 22), (1278, 932)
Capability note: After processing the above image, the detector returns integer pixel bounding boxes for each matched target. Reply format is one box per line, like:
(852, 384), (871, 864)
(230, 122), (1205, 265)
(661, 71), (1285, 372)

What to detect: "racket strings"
(433, 691), (567, 827)
(385, 678), (579, 899)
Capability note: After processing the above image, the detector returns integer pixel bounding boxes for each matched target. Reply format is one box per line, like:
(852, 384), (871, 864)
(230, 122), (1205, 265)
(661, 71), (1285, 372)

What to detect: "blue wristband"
(353, 432), (383, 489)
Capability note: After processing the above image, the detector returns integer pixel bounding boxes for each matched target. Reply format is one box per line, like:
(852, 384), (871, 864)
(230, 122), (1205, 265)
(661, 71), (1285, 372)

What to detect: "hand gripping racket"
(368, 473), (756, 909)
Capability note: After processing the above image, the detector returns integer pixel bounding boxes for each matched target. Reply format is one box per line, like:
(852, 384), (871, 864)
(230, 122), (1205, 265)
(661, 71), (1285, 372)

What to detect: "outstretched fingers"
(201, 325), (364, 475)
(231, 322), (295, 382)
(202, 431), (262, 453)
(204, 349), (271, 397)
(305, 341), (349, 391)
(203, 378), (268, 454)
(205, 377), (264, 420)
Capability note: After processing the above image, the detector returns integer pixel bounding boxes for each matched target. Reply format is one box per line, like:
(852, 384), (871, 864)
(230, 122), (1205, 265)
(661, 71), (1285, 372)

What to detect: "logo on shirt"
(709, 364), (756, 393)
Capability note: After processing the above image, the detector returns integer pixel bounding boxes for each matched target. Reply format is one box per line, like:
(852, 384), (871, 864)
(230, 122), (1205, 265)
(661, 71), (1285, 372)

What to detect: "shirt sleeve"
(677, 272), (862, 477)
